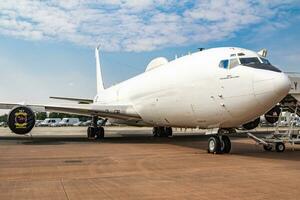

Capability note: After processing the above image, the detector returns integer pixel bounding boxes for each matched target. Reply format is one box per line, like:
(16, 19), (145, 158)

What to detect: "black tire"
(263, 145), (272, 151)
(95, 127), (105, 140)
(275, 142), (285, 152)
(221, 135), (231, 154)
(87, 127), (92, 138)
(87, 127), (96, 139)
(158, 127), (166, 137)
(208, 136), (221, 154)
(152, 127), (159, 137)
(165, 127), (173, 137)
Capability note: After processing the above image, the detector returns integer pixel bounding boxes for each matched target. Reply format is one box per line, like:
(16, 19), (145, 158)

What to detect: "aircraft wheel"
(263, 145), (272, 151)
(275, 142), (285, 152)
(165, 127), (173, 137)
(95, 127), (105, 140)
(221, 135), (231, 154)
(87, 127), (96, 139)
(158, 127), (166, 137)
(207, 136), (221, 154)
(152, 127), (159, 137)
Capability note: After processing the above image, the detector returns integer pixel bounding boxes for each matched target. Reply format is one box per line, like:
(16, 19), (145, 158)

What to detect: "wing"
(0, 102), (141, 120)
(49, 96), (94, 104)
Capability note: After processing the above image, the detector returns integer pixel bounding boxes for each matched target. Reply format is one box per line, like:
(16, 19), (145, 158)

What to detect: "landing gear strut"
(153, 127), (172, 137)
(87, 116), (105, 140)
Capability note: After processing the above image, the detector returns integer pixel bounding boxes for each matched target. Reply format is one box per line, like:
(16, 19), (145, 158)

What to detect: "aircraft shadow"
(0, 132), (300, 161)
(107, 132), (300, 161)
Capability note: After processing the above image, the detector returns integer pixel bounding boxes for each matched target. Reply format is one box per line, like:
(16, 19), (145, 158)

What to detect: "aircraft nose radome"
(273, 72), (291, 97)
(253, 71), (290, 107)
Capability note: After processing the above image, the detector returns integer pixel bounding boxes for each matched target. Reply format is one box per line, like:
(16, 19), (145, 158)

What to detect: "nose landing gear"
(207, 135), (231, 154)
(207, 130), (232, 154)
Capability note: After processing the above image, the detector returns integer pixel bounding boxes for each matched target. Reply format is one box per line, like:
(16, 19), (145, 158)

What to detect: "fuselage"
(94, 47), (290, 128)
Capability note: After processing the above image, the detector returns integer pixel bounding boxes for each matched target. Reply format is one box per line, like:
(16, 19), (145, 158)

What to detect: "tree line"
(0, 112), (91, 122)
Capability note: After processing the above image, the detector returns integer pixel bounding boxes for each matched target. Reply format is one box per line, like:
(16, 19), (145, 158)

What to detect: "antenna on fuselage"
(95, 45), (105, 93)
(198, 48), (205, 51)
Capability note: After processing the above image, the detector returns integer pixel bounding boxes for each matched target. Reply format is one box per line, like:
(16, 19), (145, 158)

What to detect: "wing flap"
(50, 96), (94, 104)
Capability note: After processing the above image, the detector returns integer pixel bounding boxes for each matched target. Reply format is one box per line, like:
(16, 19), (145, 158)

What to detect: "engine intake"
(264, 106), (281, 124)
(242, 117), (260, 130)
(8, 106), (36, 135)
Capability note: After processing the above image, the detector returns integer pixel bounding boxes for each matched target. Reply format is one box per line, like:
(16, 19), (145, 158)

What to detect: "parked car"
(40, 118), (61, 127)
(35, 120), (44, 127)
(50, 122), (61, 127)
(73, 121), (83, 126)
(81, 120), (92, 126)
(0, 122), (7, 127)
(97, 119), (107, 126)
(58, 118), (80, 126)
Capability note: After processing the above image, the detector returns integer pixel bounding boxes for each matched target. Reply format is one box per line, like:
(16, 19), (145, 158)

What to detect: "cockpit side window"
(229, 58), (239, 69)
(219, 60), (229, 69)
(260, 57), (271, 65)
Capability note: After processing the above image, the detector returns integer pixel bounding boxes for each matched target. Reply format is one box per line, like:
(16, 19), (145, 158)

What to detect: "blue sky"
(0, 0), (300, 112)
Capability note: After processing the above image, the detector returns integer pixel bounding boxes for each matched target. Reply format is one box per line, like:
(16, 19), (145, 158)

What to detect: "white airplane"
(0, 47), (291, 154)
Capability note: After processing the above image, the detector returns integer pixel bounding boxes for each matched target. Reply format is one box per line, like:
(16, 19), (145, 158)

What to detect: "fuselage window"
(219, 60), (229, 69)
(229, 58), (239, 69)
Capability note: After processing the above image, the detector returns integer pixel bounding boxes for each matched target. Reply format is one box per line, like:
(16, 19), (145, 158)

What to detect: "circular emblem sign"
(8, 106), (35, 135)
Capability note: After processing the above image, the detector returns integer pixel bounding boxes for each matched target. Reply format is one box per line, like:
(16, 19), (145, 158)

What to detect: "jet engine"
(7, 106), (36, 135)
(264, 106), (281, 124)
(242, 118), (260, 130)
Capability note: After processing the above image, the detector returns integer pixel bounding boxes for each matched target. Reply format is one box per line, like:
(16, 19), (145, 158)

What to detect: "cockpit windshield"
(239, 57), (261, 65)
(260, 57), (271, 65)
(239, 57), (281, 72)
(218, 56), (281, 72)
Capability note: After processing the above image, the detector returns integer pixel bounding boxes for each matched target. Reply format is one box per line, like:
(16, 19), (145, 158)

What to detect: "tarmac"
(0, 126), (300, 200)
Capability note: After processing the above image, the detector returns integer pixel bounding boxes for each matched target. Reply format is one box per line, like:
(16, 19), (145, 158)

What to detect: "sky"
(0, 0), (300, 114)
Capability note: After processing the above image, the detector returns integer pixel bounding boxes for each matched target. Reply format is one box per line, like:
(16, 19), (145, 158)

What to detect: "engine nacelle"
(242, 117), (260, 130)
(7, 106), (36, 135)
(264, 106), (281, 124)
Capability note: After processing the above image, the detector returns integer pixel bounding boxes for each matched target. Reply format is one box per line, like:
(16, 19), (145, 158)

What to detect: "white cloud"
(0, 0), (297, 52)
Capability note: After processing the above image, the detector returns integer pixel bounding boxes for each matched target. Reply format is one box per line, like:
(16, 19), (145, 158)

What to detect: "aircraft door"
(216, 59), (236, 122)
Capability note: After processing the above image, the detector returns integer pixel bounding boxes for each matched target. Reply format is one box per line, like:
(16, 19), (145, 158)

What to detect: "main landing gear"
(152, 127), (173, 137)
(87, 116), (105, 140)
(207, 129), (232, 154)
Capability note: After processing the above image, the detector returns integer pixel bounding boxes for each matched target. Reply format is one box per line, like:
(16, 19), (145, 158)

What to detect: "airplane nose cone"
(253, 71), (290, 107)
(273, 72), (291, 96)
